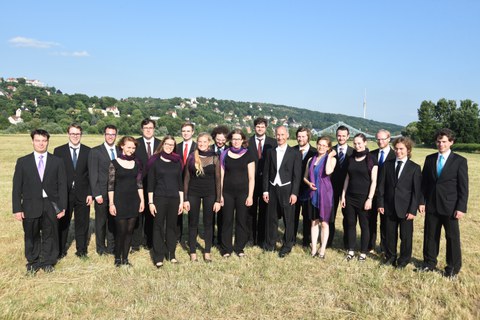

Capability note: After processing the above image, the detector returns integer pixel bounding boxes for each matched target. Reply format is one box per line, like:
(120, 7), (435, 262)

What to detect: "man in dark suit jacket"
(263, 126), (302, 257)
(328, 125), (353, 248)
(419, 128), (468, 278)
(175, 122), (197, 243)
(89, 124), (119, 255)
(293, 127), (316, 247)
(53, 124), (92, 259)
(131, 119), (161, 251)
(210, 125), (230, 245)
(370, 129), (396, 253)
(247, 117), (277, 247)
(12, 129), (67, 273)
(377, 137), (421, 268)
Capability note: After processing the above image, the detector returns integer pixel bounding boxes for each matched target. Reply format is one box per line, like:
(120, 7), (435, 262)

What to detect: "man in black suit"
(54, 124), (92, 259)
(263, 126), (302, 257)
(210, 125), (230, 245)
(328, 125), (353, 248)
(131, 119), (161, 251)
(293, 127), (316, 247)
(12, 129), (67, 274)
(377, 137), (421, 268)
(370, 129), (396, 253)
(176, 122), (197, 243)
(247, 117), (277, 247)
(89, 124), (119, 255)
(419, 128), (468, 278)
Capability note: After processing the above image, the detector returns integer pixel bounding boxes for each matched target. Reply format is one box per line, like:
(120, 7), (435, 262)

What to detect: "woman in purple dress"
(303, 136), (336, 259)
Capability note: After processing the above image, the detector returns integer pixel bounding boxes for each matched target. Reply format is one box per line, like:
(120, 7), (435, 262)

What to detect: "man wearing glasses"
(54, 124), (92, 259)
(89, 125), (119, 255)
(370, 129), (395, 253)
(132, 119), (160, 251)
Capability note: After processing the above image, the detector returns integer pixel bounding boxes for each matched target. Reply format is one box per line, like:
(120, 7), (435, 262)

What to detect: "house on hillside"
(8, 108), (24, 125)
(106, 106), (120, 117)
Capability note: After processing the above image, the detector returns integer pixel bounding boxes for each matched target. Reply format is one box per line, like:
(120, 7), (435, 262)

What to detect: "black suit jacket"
(331, 144), (354, 194)
(53, 143), (91, 201)
(263, 145), (302, 197)
(12, 152), (68, 218)
(421, 152), (468, 216)
(248, 135), (277, 177)
(371, 148), (395, 174)
(377, 158), (422, 218)
(293, 144), (317, 196)
(89, 144), (120, 199)
(176, 141), (197, 163)
(136, 137), (160, 168)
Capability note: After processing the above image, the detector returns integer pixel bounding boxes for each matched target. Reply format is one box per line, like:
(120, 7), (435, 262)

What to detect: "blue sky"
(2, 1), (479, 126)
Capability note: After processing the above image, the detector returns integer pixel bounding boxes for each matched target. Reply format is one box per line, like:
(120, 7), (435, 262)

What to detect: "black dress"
(109, 160), (141, 219)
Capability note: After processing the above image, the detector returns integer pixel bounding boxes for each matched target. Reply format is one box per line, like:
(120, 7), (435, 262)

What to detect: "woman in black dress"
(220, 129), (255, 258)
(341, 133), (378, 262)
(108, 136), (144, 267)
(147, 136), (184, 268)
(184, 132), (222, 262)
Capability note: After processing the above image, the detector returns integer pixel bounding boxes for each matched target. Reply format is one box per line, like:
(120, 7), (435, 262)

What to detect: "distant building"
(8, 108), (23, 125)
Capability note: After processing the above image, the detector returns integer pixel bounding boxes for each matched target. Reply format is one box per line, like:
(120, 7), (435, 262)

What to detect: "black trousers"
(212, 207), (223, 245)
(131, 210), (145, 250)
(59, 190), (90, 256)
(94, 201), (115, 254)
(188, 194), (215, 254)
(248, 193), (268, 246)
(152, 196), (179, 263)
(294, 199), (311, 246)
(344, 195), (370, 254)
(368, 199), (386, 252)
(327, 188), (348, 249)
(384, 213), (413, 265)
(265, 185), (296, 252)
(221, 192), (249, 255)
(23, 199), (59, 269)
(423, 211), (462, 273)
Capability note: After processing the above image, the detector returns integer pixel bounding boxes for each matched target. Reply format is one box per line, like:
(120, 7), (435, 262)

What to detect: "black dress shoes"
(278, 250), (290, 258)
(43, 265), (55, 273)
(443, 269), (458, 280)
(26, 265), (39, 275)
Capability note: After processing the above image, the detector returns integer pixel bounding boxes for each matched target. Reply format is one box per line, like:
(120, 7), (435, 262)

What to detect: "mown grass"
(1, 134), (479, 319)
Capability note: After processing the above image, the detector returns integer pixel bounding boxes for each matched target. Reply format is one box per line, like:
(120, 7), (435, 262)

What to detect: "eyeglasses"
(163, 143), (175, 147)
(68, 133), (81, 136)
(105, 133), (117, 137)
(376, 138), (389, 141)
(231, 138), (243, 141)
(143, 127), (155, 130)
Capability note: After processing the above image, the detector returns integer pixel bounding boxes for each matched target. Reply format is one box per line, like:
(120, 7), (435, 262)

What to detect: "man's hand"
(13, 212), (24, 221)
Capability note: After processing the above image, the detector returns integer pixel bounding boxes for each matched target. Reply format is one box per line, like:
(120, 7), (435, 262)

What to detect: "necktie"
(395, 160), (403, 181)
(300, 147), (306, 160)
(379, 150), (385, 167)
(217, 147), (223, 156)
(183, 143), (188, 165)
(71, 147), (78, 169)
(147, 142), (152, 159)
(437, 155), (445, 177)
(38, 155), (45, 181)
(257, 138), (263, 159)
(110, 148), (115, 160)
(339, 148), (345, 165)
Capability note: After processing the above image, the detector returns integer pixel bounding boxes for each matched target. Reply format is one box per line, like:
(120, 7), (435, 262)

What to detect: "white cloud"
(54, 51), (90, 57)
(9, 36), (60, 49)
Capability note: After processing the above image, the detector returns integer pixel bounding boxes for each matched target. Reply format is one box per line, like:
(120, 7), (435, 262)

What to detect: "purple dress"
(308, 155), (334, 222)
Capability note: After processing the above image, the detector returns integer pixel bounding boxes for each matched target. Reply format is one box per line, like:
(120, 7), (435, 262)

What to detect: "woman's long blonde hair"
(193, 132), (213, 176)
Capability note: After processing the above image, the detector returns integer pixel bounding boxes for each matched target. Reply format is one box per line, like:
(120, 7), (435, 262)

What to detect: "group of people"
(12, 118), (468, 279)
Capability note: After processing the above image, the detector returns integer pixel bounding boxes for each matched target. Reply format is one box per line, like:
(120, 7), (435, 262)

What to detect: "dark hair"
(30, 129), (50, 140)
(254, 117), (268, 127)
(227, 129), (247, 148)
(353, 133), (367, 142)
(181, 122), (195, 131)
(435, 128), (455, 142)
(296, 126), (311, 140)
(117, 136), (138, 148)
(336, 125), (349, 135)
(155, 135), (177, 154)
(211, 125), (229, 139)
(141, 118), (156, 128)
(393, 136), (414, 158)
(104, 124), (118, 133)
(67, 124), (83, 133)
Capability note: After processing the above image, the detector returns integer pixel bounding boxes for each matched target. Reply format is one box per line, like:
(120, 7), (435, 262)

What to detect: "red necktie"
(147, 142), (152, 159)
(183, 143), (188, 165)
(257, 138), (263, 159)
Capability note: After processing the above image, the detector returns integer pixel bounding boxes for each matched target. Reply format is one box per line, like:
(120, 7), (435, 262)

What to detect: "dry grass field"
(0, 134), (479, 319)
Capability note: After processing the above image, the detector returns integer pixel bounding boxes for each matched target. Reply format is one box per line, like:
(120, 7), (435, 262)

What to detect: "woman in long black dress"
(108, 136), (144, 267)
(341, 133), (378, 262)
(220, 129), (255, 258)
(147, 135), (184, 268)
(184, 133), (222, 262)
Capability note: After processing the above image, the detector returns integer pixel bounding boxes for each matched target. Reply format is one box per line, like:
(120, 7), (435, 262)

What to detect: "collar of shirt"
(33, 151), (47, 166)
(276, 145), (287, 152)
(104, 142), (116, 155)
(395, 156), (408, 163)
(438, 149), (451, 161)
(69, 143), (81, 150)
(381, 146), (391, 155)
(299, 144), (310, 152)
